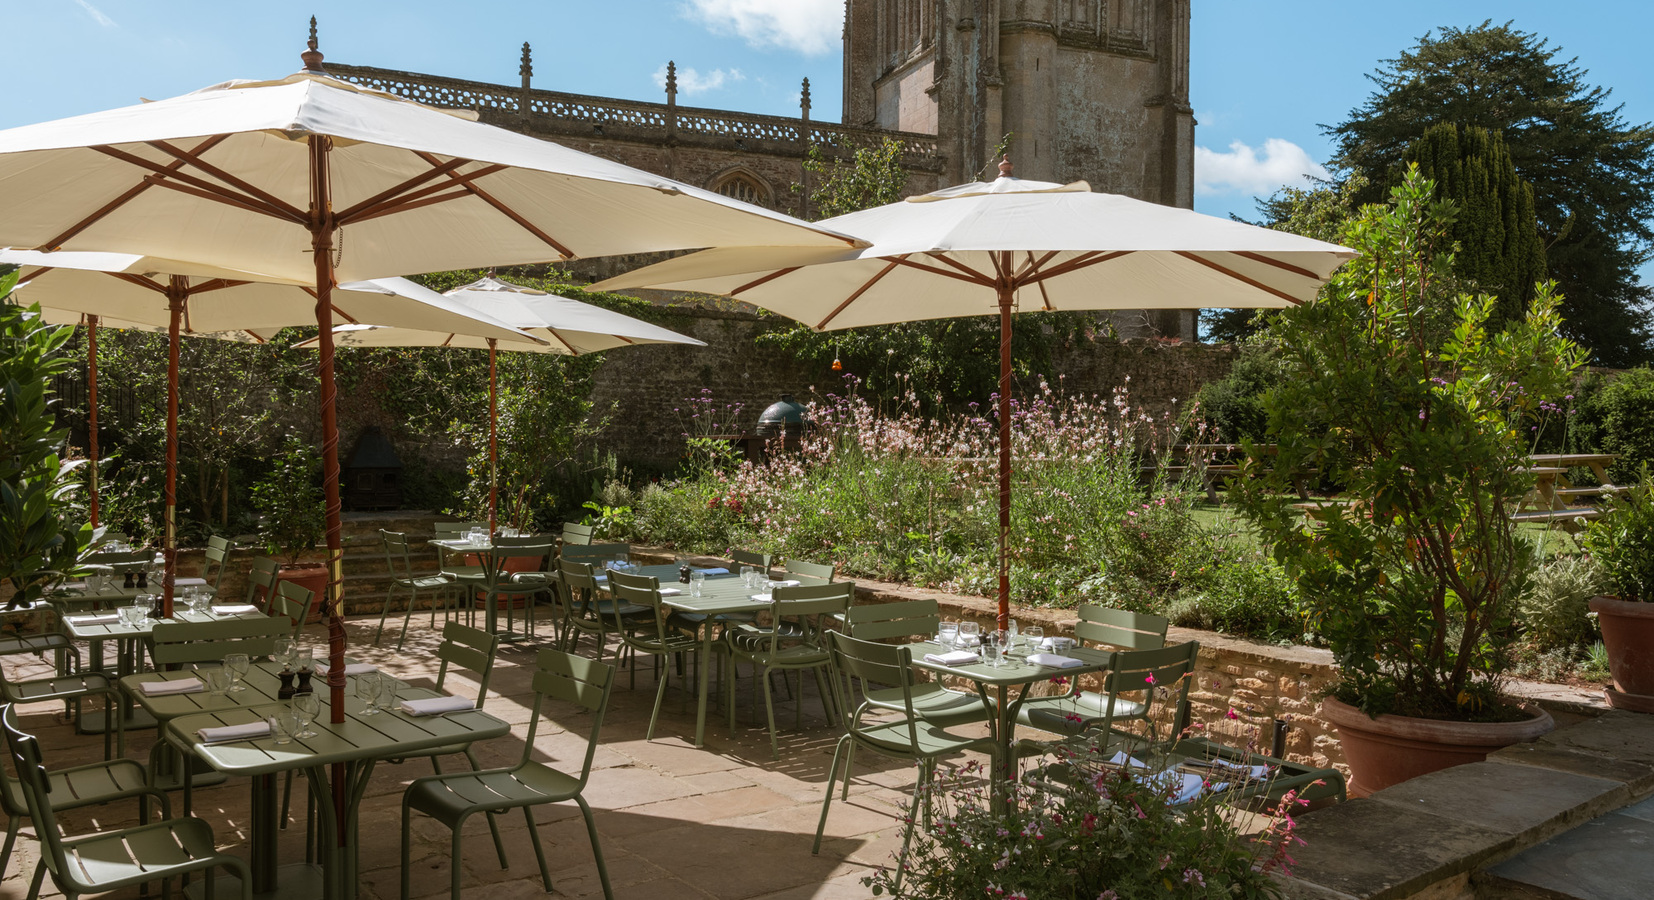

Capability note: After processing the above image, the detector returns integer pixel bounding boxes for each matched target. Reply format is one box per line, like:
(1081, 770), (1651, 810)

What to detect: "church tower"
(843, 0), (1197, 334)
(844, 0), (1194, 204)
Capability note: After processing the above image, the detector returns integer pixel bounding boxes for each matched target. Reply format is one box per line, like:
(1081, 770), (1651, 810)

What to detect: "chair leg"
(761, 666), (780, 760)
(26, 858), (46, 900)
(813, 735), (849, 854)
(646, 655), (670, 741)
(399, 794), (414, 900)
(374, 583), (399, 646)
(576, 796), (615, 900)
(894, 762), (931, 896)
(451, 816), (467, 900)
(523, 806), (552, 891)
(462, 747), (508, 870)
(396, 585), (419, 651)
(1, 815), (19, 879)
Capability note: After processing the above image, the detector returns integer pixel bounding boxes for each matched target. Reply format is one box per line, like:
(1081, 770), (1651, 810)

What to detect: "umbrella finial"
(998, 156), (1014, 178)
(301, 16), (326, 72)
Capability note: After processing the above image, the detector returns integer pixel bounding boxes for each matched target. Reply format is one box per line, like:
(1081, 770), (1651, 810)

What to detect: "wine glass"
(990, 631), (1011, 667)
(959, 621), (981, 648)
(294, 692), (321, 739)
(356, 672), (385, 716)
(273, 637), (294, 669)
(1024, 626), (1044, 654)
(225, 653), (250, 692)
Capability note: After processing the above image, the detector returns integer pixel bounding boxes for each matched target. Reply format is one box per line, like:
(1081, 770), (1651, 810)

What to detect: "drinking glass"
(295, 647), (314, 672)
(294, 693), (321, 739)
(225, 653), (250, 692)
(270, 709), (299, 745)
(690, 570), (706, 597)
(959, 621), (981, 647)
(992, 631), (1011, 667)
(1024, 626), (1044, 653)
(937, 620), (959, 648)
(118, 605), (142, 628)
(356, 672), (385, 716)
(740, 566), (756, 588)
(273, 637), (294, 669)
(982, 632), (1003, 668)
(203, 667), (230, 696)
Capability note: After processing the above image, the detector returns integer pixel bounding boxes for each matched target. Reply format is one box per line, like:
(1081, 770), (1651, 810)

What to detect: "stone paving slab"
(1479, 807), (1654, 900)
(1366, 760), (1627, 837)
(1277, 797), (1515, 900)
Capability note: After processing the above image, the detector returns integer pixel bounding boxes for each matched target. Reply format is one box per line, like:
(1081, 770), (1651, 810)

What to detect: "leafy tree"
(1402, 123), (1546, 331)
(795, 137), (908, 220)
(2, 272), (92, 609)
(1329, 20), (1654, 365)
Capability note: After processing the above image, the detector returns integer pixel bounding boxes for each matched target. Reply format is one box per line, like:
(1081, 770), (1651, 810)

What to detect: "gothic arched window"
(713, 173), (771, 208)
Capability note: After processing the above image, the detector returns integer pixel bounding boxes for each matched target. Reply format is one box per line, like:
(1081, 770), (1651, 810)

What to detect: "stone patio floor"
(1, 612), (975, 900)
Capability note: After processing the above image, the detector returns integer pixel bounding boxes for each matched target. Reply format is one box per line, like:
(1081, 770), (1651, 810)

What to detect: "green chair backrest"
(434, 521), (484, 536)
(381, 529), (418, 581)
(785, 559), (835, 582)
(751, 581), (853, 656)
(204, 536), (232, 590)
(246, 557), (280, 606)
(824, 631), (923, 750)
(559, 559), (602, 624)
(560, 522), (595, 546)
(489, 535), (555, 577)
(270, 579), (315, 635)
(732, 549), (772, 570)
(82, 548), (151, 572)
(846, 598), (938, 642)
(90, 531), (130, 549)
(433, 621), (501, 704)
(561, 542), (629, 566)
(1096, 640), (1200, 740)
(517, 650), (614, 785)
(2, 704), (72, 885)
(609, 571), (669, 642)
(148, 616), (291, 666)
(1076, 605), (1169, 651)
(0, 705), (42, 817)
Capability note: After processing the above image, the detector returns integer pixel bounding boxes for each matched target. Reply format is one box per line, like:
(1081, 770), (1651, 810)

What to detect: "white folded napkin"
(1027, 652), (1084, 669)
(140, 677), (204, 696)
(923, 649), (982, 666)
(657, 587), (682, 596)
(772, 579), (802, 588)
(400, 695), (475, 716)
(313, 662), (377, 676)
(749, 594), (774, 602)
(1039, 637), (1077, 652)
(67, 613), (121, 625)
(694, 567), (729, 576)
(197, 721), (272, 743)
(211, 604), (260, 615)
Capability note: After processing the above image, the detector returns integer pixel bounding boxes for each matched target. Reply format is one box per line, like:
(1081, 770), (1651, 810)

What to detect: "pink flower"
(1143, 673), (1156, 686)
(1226, 708), (1239, 720)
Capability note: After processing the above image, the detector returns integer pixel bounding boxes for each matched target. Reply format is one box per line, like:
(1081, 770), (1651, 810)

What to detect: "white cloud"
(73, 0), (116, 27)
(653, 63), (746, 96)
(681, 0), (844, 56)
(1195, 138), (1328, 198)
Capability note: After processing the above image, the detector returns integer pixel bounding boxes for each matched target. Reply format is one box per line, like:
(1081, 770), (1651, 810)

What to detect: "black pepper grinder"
(295, 667), (314, 695)
(277, 668), (297, 700)
(122, 571), (135, 590)
(678, 563), (692, 584)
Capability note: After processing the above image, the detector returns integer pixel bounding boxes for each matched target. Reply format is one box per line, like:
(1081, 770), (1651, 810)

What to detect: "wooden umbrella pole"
(488, 338), (498, 535)
(308, 133), (347, 722)
(86, 315), (100, 527)
(996, 271), (1014, 631)
(161, 283), (185, 617)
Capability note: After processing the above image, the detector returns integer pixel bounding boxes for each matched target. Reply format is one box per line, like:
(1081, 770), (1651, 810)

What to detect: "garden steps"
(1273, 710), (1654, 900)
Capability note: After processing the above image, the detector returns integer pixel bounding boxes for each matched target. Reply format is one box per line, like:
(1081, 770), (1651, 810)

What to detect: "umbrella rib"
(890, 256), (990, 285)
(1174, 251), (1305, 305)
(1021, 250), (1132, 285)
(145, 140), (306, 221)
(183, 279), (251, 296)
(411, 151), (576, 259)
(1014, 250), (1060, 281)
(16, 267), (51, 286)
(330, 305), (360, 325)
(1232, 251), (1325, 281)
(336, 165), (509, 225)
(105, 271), (169, 294)
(90, 145), (301, 223)
(1024, 252), (1057, 311)
(815, 257), (905, 330)
(730, 267), (800, 296)
(543, 328), (581, 354)
(36, 135), (230, 250)
(332, 157), (473, 221)
(927, 254), (997, 285)
(143, 175), (300, 221)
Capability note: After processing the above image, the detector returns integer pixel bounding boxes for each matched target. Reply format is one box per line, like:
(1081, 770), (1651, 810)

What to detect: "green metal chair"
(432, 522), (487, 623)
(475, 535), (558, 640)
(148, 616), (290, 668)
(268, 578), (315, 640)
(0, 651), (123, 760)
(244, 556), (280, 610)
(610, 571), (702, 739)
(814, 631), (1000, 890)
(724, 581), (853, 759)
(784, 558), (835, 582)
(376, 529), (456, 649)
(844, 598), (991, 728)
(203, 535), (232, 592)
(558, 558), (647, 662)
(401, 648), (616, 900)
(1009, 606), (1170, 731)
(3, 703), (250, 900)
(0, 705), (165, 879)
(731, 548), (772, 573)
(560, 541), (630, 567)
(1022, 640), (1200, 750)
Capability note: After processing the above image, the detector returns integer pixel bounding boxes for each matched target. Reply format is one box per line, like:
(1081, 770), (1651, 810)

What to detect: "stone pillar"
(997, 13), (1058, 182)
(800, 77), (813, 220)
(664, 61), (679, 180)
(518, 42), (532, 122)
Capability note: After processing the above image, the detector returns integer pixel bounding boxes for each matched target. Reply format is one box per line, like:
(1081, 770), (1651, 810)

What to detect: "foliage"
(581, 479), (638, 540)
(1402, 123), (1547, 332)
(1329, 20), (1654, 366)
(1232, 169), (1586, 720)
(1583, 471), (1654, 603)
(796, 137), (909, 220)
(1570, 367), (1654, 484)
(1517, 554), (1608, 652)
(1, 284), (91, 610)
(249, 439), (325, 566)
(1192, 337), (1292, 442)
(865, 756), (1300, 900)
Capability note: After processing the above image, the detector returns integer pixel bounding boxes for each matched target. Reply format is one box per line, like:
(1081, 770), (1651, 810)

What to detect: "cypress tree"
(1401, 123), (1547, 330)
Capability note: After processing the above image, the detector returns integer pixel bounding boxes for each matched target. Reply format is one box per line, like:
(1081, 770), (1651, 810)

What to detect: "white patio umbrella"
(0, 29), (857, 750)
(598, 160), (1357, 628)
(293, 274), (706, 531)
(2, 247), (542, 614)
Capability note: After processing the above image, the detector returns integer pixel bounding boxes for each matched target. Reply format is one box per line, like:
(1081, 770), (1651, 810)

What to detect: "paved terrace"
(1, 613), (940, 900)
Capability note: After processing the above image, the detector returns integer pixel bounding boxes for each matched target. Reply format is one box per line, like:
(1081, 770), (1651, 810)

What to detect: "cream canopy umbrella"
(2, 248), (542, 614)
(599, 160), (1358, 628)
(294, 274), (706, 531)
(0, 26), (857, 761)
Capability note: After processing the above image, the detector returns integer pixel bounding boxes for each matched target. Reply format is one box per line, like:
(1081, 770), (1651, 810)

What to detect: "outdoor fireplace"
(343, 426), (402, 510)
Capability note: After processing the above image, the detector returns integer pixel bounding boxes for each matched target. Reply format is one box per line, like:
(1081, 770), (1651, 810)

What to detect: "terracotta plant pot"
(1320, 695), (1554, 798)
(274, 563), (331, 617)
(1588, 595), (1654, 699)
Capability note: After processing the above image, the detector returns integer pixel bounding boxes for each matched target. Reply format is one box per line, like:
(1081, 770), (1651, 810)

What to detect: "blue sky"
(7, 1), (1652, 280)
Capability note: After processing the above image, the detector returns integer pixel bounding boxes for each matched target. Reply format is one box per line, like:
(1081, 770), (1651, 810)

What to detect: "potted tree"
(250, 439), (327, 615)
(1235, 170), (1582, 796)
(1584, 473), (1654, 710)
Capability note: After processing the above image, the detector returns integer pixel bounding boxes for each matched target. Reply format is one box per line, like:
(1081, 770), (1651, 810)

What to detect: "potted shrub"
(1234, 170), (1583, 796)
(250, 439), (328, 614)
(1584, 472), (1654, 710)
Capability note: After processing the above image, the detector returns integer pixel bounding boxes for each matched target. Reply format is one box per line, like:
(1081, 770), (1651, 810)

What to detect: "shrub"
(1583, 472), (1654, 602)
(249, 440), (324, 565)
(1572, 367), (1654, 484)
(1517, 554), (1608, 651)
